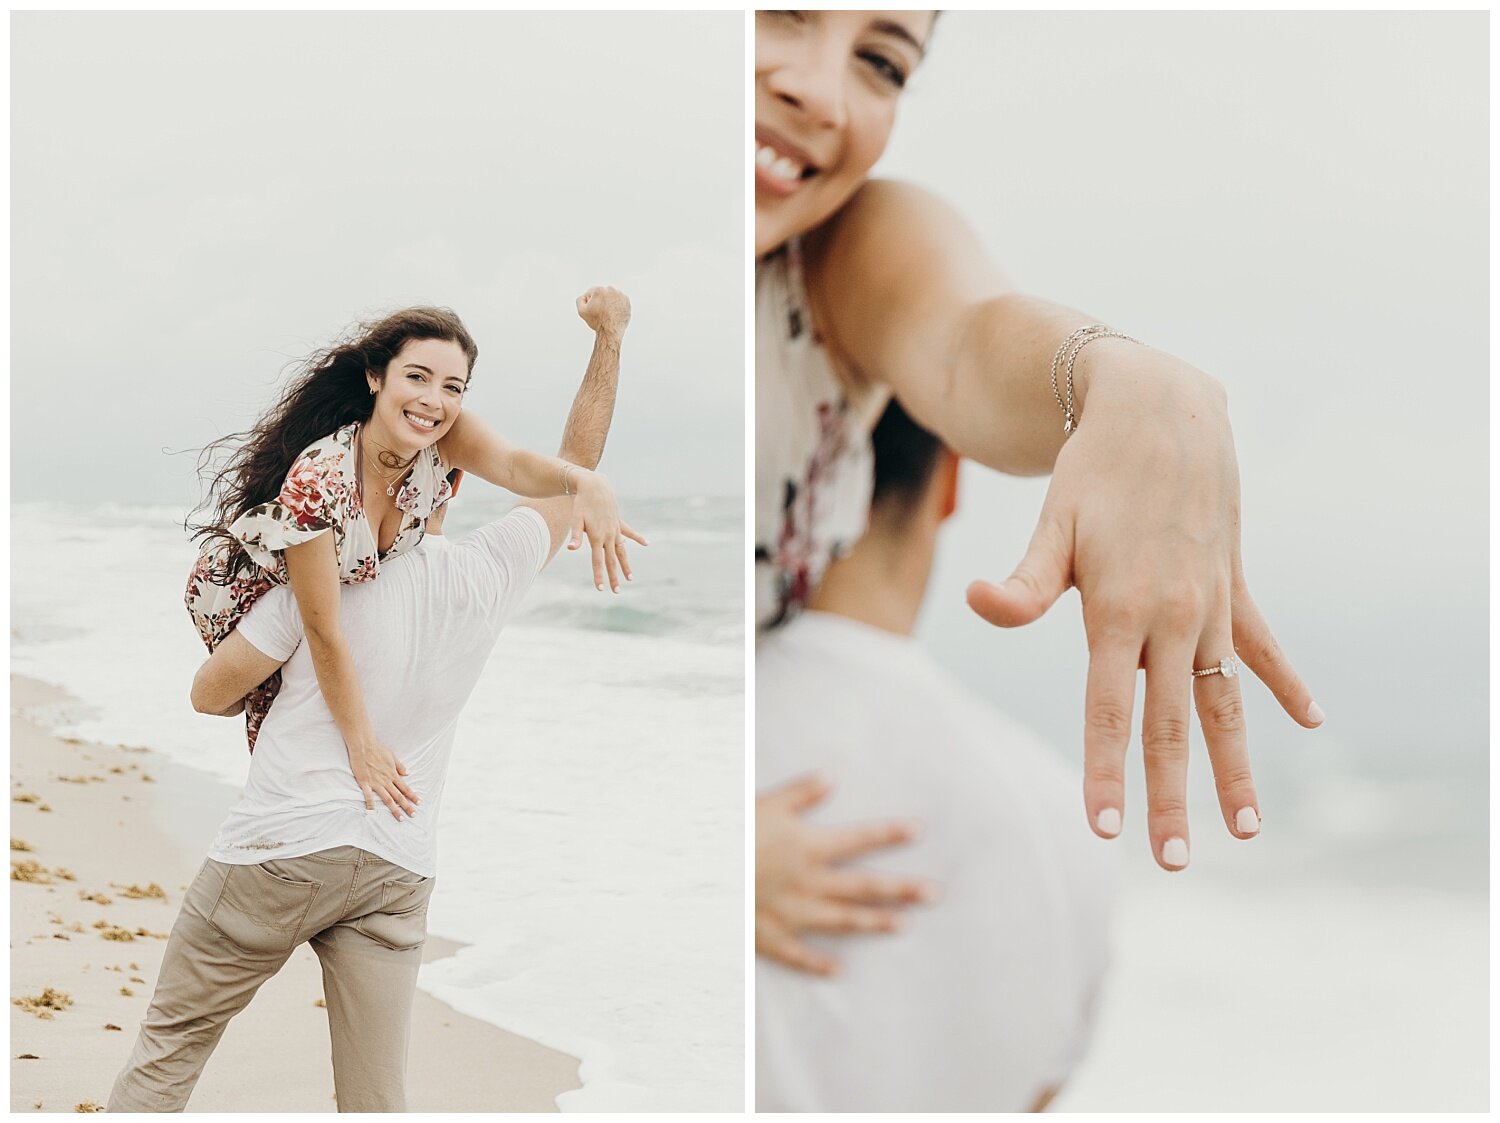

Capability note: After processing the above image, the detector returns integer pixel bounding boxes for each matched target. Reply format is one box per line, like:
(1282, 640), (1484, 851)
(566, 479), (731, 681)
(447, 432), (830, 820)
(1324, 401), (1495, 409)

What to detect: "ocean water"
(10, 497), (745, 1112)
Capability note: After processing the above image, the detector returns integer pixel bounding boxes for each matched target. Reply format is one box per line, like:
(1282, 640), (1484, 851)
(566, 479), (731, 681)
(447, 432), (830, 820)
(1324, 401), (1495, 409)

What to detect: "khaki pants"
(108, 845), (435, 1113)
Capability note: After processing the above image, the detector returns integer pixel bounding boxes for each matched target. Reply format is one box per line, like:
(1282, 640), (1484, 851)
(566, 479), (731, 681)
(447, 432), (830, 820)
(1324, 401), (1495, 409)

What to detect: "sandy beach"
(9, 674), (580, 1113)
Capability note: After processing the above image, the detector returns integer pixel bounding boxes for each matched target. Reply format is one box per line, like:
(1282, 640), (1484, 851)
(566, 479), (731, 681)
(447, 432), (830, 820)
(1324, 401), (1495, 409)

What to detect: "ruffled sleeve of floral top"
(232, 428), (360, 584)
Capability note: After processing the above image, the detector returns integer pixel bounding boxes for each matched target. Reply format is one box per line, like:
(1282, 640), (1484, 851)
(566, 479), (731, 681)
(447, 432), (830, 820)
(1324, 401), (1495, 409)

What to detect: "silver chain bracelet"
(1050, 324), (1141, 436)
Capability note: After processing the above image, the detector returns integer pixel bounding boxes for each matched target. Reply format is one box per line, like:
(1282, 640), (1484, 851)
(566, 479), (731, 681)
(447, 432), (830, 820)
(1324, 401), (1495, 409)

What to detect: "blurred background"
(875, 11), (1486, 1112)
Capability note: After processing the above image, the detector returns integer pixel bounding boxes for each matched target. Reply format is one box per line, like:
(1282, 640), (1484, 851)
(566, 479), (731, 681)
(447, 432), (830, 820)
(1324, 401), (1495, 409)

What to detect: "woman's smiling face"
(365, 337), (469, 455)
(755, 10), (934, 257)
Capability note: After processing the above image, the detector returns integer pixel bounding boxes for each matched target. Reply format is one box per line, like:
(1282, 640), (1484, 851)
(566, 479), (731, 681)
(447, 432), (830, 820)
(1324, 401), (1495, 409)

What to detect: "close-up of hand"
(576, 285), (632, 337)
(567, 469), (647, 592)
(345, 736), (421, 823)
(967, 347), (1323, 871)
(756, 774), (935, 977)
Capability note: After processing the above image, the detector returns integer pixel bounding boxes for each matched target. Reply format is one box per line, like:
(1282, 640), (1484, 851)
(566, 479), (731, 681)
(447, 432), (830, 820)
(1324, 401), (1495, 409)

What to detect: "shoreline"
(9, 673), (581, 1113)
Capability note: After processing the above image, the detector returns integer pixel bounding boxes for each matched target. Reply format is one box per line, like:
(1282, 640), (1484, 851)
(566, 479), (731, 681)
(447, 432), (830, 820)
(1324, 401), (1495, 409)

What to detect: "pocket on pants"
(352, 875), (433, 952)
(206, 860), (321, 955)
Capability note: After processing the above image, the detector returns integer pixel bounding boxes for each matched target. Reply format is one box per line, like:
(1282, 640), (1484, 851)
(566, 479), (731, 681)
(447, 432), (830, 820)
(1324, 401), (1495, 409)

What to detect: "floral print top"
(755, 241), (889, 633)
(184, 421), (453, 751)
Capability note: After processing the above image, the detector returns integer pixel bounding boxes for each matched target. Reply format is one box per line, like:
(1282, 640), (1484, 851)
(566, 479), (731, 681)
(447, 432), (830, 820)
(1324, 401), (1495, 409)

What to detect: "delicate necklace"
(359, 432), (416, 497)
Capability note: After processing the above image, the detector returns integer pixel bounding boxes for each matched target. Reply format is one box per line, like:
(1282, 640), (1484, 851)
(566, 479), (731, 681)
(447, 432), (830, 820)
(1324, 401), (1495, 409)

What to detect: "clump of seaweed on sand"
(12, 860), (53, 884)
(113, 882), (167, 901)
(13, 987), (73, 1019)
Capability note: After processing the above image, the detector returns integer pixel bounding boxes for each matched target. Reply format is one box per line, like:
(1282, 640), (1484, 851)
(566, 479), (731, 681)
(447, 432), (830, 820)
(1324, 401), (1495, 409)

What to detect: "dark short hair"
(870, 398), (944, 514)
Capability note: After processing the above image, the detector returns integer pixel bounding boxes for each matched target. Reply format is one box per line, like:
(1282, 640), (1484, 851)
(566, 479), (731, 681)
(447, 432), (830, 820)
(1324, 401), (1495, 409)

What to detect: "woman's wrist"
(1071, 341), (1224, 425)
(569, 466), (605, 497)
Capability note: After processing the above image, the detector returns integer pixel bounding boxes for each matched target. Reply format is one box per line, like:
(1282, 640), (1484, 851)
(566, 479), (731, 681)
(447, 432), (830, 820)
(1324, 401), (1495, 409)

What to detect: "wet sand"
(10, 674), (580, 1113)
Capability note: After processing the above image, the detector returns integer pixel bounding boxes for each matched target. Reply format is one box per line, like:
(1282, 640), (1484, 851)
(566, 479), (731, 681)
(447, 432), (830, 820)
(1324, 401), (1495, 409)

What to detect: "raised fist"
(576, 285), (631, 335)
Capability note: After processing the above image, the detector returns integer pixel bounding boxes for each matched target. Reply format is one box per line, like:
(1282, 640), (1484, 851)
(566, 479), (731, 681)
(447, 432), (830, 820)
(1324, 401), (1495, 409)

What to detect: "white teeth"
(755, 143), (806, 183)
(404, 411), (437, 429)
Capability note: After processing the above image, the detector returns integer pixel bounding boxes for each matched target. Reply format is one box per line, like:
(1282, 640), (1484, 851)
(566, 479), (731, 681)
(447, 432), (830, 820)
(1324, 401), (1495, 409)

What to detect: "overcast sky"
(12, 11), (744, 506)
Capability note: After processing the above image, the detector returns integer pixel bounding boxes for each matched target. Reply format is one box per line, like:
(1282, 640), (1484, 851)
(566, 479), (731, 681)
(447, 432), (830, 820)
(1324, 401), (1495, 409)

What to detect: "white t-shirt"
(756, 612), (1114, 1112)
(208, 507), (550, 878)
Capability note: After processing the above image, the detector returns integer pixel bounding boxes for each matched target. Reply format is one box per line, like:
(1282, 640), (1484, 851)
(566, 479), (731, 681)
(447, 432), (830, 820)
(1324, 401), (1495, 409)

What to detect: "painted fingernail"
(1095, 808), (1122, 837)
(1307, 700), (1326, 725)
(1235, 806), (1260, 835)
(1162, 837), (1190, 869)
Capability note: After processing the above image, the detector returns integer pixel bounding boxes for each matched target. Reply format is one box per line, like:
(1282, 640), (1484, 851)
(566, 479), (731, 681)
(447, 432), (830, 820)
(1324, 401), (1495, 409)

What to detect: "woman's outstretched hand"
(567, 469), (647, 592)
(756, 774), (934, 977)
(966, 347), (1323, 871)
(345, 736), (421, 822)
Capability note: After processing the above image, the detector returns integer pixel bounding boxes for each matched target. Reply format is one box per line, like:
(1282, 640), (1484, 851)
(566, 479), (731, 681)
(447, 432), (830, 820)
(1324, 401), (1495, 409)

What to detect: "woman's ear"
(366, 371), (381, 396)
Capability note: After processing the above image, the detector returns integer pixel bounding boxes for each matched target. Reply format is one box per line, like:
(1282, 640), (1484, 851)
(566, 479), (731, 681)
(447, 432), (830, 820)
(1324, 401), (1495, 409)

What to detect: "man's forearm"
(558, 328), (623, 468)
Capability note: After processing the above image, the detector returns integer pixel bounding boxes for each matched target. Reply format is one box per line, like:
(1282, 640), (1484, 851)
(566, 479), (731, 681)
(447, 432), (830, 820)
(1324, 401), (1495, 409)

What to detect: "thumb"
(966, 514), (1072, 628)
(567, 517), (582, 550)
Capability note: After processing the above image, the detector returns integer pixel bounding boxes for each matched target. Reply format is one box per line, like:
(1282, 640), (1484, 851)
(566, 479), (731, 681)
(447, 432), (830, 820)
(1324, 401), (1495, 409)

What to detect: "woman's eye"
(445, 384), (464, 395)
(859, 50), (907, 89)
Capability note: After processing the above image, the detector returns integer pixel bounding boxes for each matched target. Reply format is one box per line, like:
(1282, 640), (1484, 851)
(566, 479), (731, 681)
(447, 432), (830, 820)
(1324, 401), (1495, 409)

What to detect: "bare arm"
(807, 179), (1318, 870)
(520, 286), (643, 565)
(440, 412), (595, 499)
(190, 630), (283, 717)
(283, 535), (419, 820)
(806, 179), (1106, 476)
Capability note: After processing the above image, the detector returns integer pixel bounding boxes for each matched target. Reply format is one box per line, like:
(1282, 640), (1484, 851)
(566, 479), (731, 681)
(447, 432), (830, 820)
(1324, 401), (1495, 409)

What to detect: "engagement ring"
(1192, 656), (1238, 680)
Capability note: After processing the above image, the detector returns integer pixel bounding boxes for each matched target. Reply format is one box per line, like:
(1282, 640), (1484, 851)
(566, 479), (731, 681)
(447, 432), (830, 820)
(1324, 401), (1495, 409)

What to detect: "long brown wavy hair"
(188, 306), (479, 583)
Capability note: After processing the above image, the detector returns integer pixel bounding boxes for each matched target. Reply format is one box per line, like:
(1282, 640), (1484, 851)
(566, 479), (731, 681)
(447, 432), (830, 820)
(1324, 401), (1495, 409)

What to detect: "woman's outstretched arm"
(806, 180), (1321, 871)
(283, 535), (420, 821)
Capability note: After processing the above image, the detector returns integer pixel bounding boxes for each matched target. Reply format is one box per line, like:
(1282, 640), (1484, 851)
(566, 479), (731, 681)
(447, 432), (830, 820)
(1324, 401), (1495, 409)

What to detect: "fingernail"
(596, 583), (604, 591)
(1095, 807), (1122, 837)
(1235, 806), (1260, 835)
(1307, 700), (1325, 725)
(1162, 837), (1190, 869)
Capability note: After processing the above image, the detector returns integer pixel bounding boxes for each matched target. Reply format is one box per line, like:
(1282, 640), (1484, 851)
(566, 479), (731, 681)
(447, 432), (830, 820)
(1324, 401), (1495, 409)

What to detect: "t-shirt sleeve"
(232, 584), (305, 663)
(229, 440), (354, 574)
(457, 506), (551, 618)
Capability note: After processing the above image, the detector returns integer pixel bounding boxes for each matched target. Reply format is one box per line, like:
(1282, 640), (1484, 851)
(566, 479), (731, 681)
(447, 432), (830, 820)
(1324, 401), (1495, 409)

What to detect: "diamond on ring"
(1192, 656), (1238, 679)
